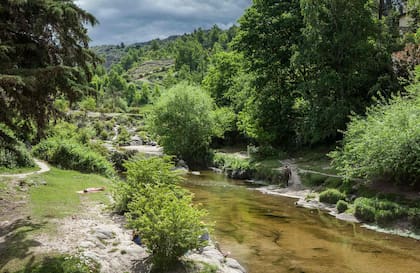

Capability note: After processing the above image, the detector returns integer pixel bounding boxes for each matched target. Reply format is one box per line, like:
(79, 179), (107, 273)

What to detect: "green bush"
(354, 198), (376, 222)
(408, 208), (420, 229)
(33, 138), (114, 177)
(115, 156), (208, 271)
(353, 197), (407, 225)
(13, 255), (99, 273)
(108, 149), (137, 172)
(319, 189), (346, 204)
(127, 185), (207, 271)
(0, 123), (34, 168)
(330, 76), (420, 187)
(113, 156), (182, 213)
(336, 200), (348, 213)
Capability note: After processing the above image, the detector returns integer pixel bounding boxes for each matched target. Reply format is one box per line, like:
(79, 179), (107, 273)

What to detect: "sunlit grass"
(28, 168), (111, 220)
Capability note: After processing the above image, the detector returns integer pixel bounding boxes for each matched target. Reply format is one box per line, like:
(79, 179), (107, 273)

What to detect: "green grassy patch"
(0, 166), (40, 175)
(28, 168), (111, 220)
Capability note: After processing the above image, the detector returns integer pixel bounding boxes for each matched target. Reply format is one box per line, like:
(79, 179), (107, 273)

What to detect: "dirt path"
(0, 159), (50, 179)
(33, 203), (147, 273)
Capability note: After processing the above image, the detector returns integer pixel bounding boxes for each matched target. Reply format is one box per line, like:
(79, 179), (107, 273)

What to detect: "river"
(183, 171), (420, 273)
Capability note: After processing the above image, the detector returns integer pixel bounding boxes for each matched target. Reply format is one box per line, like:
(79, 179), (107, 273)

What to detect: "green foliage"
(127, 185), (207, 271)
(0, 123), (34, 168)
(330, 77), (420, 187)
(319, 189), (346, 205)
(116, 126), (131, 146)
(354, 197), (408, 225)
(113, 156), (182, 213)
(79, 97), (97, 112)
(336, 200), (349, 213)
(13, 255), (100, 273)
(0, 0), (99, 137)
(213, 153), (251, 173)
(233, 0), (302, 144)
(408, 208), (420, 229)
(293, 0), (399, 145)
(114, 156), (208, 270)
(32, 123), (114, 177)
(354, 197), (376, 222)
(148, 83), (223, 167)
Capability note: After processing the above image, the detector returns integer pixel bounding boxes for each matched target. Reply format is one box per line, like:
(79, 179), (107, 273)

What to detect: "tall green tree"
(0, 0), (99, 137)
(233, 0), (303, 144)
(294, 0), (398, 145)
(148, 83), (223, 167)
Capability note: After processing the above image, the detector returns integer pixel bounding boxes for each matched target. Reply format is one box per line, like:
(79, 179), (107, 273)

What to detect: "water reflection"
(183, 171), (420, 273)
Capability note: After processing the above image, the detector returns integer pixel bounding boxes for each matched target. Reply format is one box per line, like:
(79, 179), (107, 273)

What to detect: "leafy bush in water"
(0, 123), (34, 168)
(13, 255), (99, 273)
(336, 200), (348, 213)
(33, 138), (114, 177)
(127, 185), (207, 271)
(330, 75), (420, 187)
(319, 189), (346, 204)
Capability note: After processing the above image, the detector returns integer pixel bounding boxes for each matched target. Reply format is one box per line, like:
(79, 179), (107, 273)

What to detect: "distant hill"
(92, 35), (180, 68)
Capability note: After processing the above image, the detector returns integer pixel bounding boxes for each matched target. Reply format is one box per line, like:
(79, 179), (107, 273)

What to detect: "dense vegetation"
(115, 157), (208, 271)
(330, 68), (420, 187)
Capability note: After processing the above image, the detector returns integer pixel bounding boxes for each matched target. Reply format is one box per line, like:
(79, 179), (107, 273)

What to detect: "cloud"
(75, 0), (251, 46)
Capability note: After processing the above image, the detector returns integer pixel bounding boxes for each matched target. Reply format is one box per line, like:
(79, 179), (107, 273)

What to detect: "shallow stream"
(183, 171), (420, 273)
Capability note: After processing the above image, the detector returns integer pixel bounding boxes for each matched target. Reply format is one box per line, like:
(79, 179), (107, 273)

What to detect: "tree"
(330, 67), (420, 187)
(202, 51), (243, 106)
(148, 83), (222, 167)
(294, 0), (398, 145)
(0, 0), (99, 137)
(233, 0), (303, 145)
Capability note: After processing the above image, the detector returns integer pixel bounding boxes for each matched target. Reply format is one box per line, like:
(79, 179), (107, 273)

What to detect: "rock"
(225, 258), (246, 272)
(40, 180), (47, 186)
(80, 241), (96, 248)
(95, 228), (115, 240)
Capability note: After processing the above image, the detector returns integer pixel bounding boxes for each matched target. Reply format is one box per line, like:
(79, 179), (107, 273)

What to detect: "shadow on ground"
(0, 219), (44, 271)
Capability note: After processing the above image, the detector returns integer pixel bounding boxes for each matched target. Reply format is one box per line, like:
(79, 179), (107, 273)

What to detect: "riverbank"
(210, 149), (420, 241)
(253, 184), (420, 240)
(0, 164), (246, 273)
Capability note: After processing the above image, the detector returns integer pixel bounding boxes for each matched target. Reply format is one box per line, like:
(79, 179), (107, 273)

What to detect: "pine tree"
(0, 0), (100, 138)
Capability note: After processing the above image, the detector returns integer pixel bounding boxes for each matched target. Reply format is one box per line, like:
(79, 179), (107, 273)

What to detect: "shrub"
(336, 200), (348, 213)
(108, 149), (137, 172)
(113, 156), (182, 213)
(319, 189), (346, 204)
(354, 198), (376, 222)
(116, 126), (131, 146)
(408, 208), (420, 229)
(33, 138), (114, 177)
(0, 123), (34, 168)
(127, 185), (207, 271)
(330, 77), (420, 187)
(115, 156), (208, 271)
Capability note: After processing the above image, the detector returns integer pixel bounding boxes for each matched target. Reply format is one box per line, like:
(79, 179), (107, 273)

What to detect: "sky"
(76, 0), (252, 46)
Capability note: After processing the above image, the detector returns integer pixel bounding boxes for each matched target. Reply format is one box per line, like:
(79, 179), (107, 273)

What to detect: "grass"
(28, 168), (111, 220)
(0, 166), (40, 175)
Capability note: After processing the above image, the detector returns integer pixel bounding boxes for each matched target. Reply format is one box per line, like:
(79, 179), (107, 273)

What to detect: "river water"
(183, 171), (420, 273)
